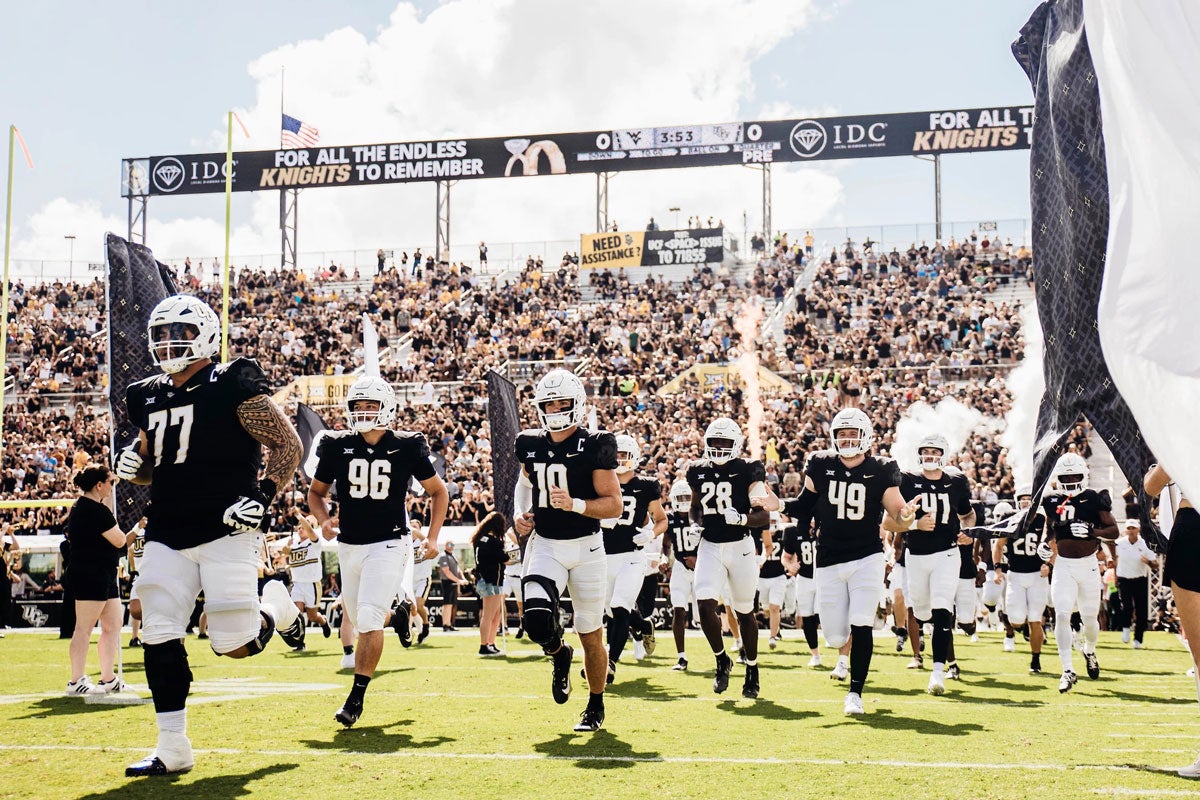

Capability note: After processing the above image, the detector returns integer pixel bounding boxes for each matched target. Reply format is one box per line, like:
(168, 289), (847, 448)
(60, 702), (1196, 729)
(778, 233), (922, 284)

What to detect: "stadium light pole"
(914, 153), (943, 241)
(64, 234), (75, 275)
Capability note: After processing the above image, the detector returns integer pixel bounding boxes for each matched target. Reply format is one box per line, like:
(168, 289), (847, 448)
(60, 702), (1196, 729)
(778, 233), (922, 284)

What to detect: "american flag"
(281, 113), (320, 148)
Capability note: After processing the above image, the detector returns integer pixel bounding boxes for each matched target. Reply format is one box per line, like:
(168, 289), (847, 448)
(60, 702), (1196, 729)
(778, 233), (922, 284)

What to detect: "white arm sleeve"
(514, 470), (533, 516)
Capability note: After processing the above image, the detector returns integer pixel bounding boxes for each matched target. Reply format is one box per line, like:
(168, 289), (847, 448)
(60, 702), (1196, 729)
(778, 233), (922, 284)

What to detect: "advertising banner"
(580, 227), (723, 268)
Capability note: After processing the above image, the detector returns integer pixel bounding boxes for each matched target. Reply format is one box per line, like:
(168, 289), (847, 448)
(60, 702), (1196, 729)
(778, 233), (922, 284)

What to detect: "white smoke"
(893, 398), (987, 474)
(998, 302), (1045, 490)
(733, 297), (765, 461)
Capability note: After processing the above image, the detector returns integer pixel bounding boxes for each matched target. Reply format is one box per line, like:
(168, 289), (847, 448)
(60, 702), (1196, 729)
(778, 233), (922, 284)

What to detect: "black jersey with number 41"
(607, 475), (662, 554)
(898, 470), (974, 555)
(805, 451), (901, 567)
(126, 358), (270, 550)
(686, 457), (766, 544)
(516, 428), (618, 540)
(314, 429), (435, 545)
(665, 512), (701, 562)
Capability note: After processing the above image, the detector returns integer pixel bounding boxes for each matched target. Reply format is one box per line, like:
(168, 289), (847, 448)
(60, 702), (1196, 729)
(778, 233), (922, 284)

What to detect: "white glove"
(632, 528), (653, 547)
(600, 516), (618, 529)
(722, 507), (748, 527)
(1036, 541), (1054, 562)
(223, 496), (266, 532)
(1068, 521), (1092, 538)
(114, 443), (144, 481)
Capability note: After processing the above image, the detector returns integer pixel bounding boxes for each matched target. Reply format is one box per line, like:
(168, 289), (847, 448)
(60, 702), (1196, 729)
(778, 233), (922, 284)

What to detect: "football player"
(758, 514), (788, 650)
(784, 408), (914, 715)
(885, 434), (975, 696)
(409, 519), (436, 644)
(686, 418), (776, 700)
(597, 434), (666, 679)
(780, 511), (821, 667)
(115, 295), (304, 777)
(308, 376), (448, 727)
(1041, 453), (1118, 692)
(126, 517), (147, 647)
(500, 527), (525, 640)
(287, 515), (332, 647)
(662, 480), (700, 671)
(513, 369), (622, 732)
(992, 496), (1050, 673)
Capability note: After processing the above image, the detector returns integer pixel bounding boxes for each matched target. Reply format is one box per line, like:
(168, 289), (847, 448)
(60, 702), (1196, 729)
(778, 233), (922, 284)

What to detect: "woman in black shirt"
(65, 464), (133, 696)
(472, 511), (507, 657)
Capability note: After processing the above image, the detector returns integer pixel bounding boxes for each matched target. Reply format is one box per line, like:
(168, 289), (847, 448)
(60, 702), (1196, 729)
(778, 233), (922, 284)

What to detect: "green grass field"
(2, 628), (1198, 800)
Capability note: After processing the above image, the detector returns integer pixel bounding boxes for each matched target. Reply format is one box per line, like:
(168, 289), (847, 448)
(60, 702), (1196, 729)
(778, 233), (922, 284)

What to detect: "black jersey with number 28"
(125, 358), (270, 550)
(314, 429), (435, 545)
(685, 457), (766, 544)
(804, 451), (902, 568)
(516, 428), (618, 540)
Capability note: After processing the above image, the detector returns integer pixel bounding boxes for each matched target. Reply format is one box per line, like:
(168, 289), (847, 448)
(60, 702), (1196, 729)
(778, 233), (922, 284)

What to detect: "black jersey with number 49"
(805, 451), (901, 567)
(126, 358), (270, 549)
(665, 512), (701, 562)
(898, 470), (974, 555)
(314, 429), (435, 545)
(686, 457), (766, 544)
(516, 428), (618, 540)
(607, 475), (661, 554)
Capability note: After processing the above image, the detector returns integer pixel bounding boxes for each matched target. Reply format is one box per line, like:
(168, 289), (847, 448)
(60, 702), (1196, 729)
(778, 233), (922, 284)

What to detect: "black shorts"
(440, 581), (459, 604)
(1166, 507), (1200, 594)
(71, 569), (119, 602)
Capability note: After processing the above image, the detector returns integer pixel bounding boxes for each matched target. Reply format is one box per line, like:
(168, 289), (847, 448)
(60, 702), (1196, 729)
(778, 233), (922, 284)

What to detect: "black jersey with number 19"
(125, 358), (270, 550)
(516, 427), (618, 540)
(804, 451), (902, 567)
(314, 429), (435, 545)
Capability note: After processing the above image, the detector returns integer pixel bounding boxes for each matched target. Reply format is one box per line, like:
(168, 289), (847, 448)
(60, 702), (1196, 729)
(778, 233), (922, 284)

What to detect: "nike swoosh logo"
(565, 453), (580, 459)
(863, 474), (875, 478)
(186, 385), (200, 392)
(742, 552), (752, 557)
(589, 546), (601, 552)
(385, 544), (399, 549)
(387, 449), (401, 454)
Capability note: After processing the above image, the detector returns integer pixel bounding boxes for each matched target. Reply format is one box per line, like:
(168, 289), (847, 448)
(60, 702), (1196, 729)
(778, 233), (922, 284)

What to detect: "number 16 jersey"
(804, 451), (901, 567)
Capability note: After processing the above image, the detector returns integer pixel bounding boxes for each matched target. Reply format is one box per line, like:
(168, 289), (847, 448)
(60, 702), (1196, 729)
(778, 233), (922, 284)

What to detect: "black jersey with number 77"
(804, 451), (901, 567)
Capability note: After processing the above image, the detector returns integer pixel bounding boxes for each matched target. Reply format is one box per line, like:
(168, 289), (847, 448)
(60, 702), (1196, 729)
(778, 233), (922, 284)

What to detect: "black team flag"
(487, 370), (521, 527)
(105, 233), (177, 531)
(296, 402), (331, 482)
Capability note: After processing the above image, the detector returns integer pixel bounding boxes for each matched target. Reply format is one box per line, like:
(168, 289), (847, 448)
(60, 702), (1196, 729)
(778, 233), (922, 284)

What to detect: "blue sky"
(0, 0), (1042, 271)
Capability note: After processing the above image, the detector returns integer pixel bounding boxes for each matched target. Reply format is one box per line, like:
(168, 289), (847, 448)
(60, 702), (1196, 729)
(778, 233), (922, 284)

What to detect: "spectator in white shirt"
(1115, 520), (1159, 649)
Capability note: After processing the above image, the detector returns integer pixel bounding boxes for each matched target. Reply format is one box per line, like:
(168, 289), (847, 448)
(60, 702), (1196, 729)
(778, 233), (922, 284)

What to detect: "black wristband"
(258, 478), (278, 502)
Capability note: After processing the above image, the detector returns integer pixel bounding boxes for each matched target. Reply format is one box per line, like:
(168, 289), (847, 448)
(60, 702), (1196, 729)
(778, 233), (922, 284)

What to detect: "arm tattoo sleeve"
(236, 394), (302, 491)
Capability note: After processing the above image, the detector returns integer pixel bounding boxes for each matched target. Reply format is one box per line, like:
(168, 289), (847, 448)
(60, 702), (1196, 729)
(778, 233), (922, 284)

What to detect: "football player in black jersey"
(991, 493), (1050, 673)
(780, 514), (821, 667)
(783, 408), (914, 715)
(663, 480), (701, 671)
(1042, 453), (1118, 692)
(886, 434), (975, 696)
(597, 435), (666, 680)
(114, 295), (303, 777)
(512, 369), (622, 732)
(758, 514), (788, 651)
(686, 418), (775, 700)
(308, 375), (447, 727)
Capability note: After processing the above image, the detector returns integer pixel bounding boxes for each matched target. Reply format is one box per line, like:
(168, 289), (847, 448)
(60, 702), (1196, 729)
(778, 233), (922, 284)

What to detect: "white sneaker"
(769, 636), (778, 651)
(1132, 640), (1143, 650)
(1003, 637), (1015, 652)
(633, 639), (646, 662)
(844, 691), (864, 715)
(906, 656), (924, 670)
(65, 677), (101, 696)
(830, 660), (849, 681)
(340, 652), (356, 670)
(928, 670), (946, 696)
(126, 732), (194, 777)
(1178, 753), (1200, 779)
(96, 676), (126, 694)
(807, 653), (822, 668)
(1121, 628), (1131, 644)
(1058, 670), (1077, 693)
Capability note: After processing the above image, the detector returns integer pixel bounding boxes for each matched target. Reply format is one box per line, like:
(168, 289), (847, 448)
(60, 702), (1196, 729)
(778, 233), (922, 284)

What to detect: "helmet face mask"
(615, 434), (640, 475)
(1050, 453), (1089, 497)
(345, 377), (397, 433)
(830, 408), (873, 458)
(669, 479), (692, 513)
(533, 369), (587, 432)
(147, 295), (220, 374)
(704, 418), (743, 464)
(916, 433), (950, 471)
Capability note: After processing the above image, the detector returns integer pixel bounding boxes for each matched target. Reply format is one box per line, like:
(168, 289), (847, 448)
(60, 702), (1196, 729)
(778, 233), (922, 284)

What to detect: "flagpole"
(0, 126), (15, 451)
(222, 111), (233, 362)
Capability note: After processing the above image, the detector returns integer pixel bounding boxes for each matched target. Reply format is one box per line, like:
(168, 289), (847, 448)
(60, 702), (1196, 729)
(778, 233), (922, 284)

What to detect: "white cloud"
(9, 0), (838, 273)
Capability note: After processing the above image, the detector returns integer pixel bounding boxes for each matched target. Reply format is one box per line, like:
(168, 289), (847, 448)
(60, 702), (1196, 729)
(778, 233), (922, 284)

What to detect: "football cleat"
(1003, 637), (1015, 652)
(742, 664), (760, 699)
(830, 660), (849, 681)
(1030, 654), (1042, 674)
(1085, 652), (1100, 680)
(947, 663), (961, 681)
(713, 653), (734, 694)
(1121, 628), (1131, 644)
(65, 677), (100, 696)
(340, 652), (356, 670)
(515, 625), (525, 640)
(1058, 670), (1077, 693)
(1132, 640), (1143, 650)
(277, 616), (305, 650)
(551, 644), (574, 705)
(633, 639), (646, 662)
(806, 653), (822, 668)
(125, 733), (193, 777)
(672, 657), (688, 672)
(417, 624), (431, 645)
(335, 699), (363, 728)
(928, 670), (946, 696)
(844, 692), (865, 716)
(769, 636), (778, 651)
(320, 620), (332, 639)
(129, 637), (141, 648)
(895, 632), (907, 653)
(573, 706), (605, 732)
(392, 600), (413, 648)
(970, 633), (979, 643)
(737, 645), (748, 665)
(907, 656), (924, 670)
(642, 629), (656, 657)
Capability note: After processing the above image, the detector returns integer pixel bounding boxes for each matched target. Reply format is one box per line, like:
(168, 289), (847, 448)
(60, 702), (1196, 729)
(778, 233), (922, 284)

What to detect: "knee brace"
(143, 639), (193, 713)
(521, 575), (563, 651)
(931, 608), (955, 633)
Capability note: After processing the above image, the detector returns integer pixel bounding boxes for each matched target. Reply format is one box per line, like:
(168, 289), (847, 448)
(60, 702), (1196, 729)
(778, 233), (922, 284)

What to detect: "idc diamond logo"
(152, 157), (186, 193)
(789, 120), (827, 158)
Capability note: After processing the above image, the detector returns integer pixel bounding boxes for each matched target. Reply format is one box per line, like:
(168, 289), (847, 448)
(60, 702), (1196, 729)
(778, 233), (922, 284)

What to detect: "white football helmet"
(147, 295), (220, 374)
(669, 480), (692, 513)
(1015, 484), (1033, 509)
(615, 434), (640, 474)
(917, 433), (950, 471)
(830, 408), (873, 458)
(1050, 453), (1089, 496)
(345, 376), (397, 433)
(703, 418), (744, 464)
(991, 501), (1015, 521)
(533, 369), (587, 432)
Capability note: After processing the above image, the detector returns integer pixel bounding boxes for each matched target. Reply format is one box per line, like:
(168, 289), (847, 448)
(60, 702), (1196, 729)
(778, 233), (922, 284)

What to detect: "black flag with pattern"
(106, 233), (177, 531)
(1013, 0), (1159, 548)
(296, 402), (331, 482)
(486, 370), (521, 527)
